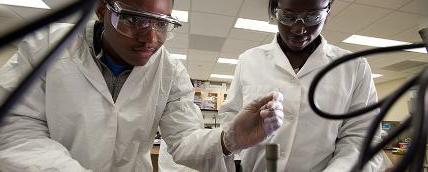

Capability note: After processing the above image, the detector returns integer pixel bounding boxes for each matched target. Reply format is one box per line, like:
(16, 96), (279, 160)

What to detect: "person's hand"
(222, 91), (284, 152)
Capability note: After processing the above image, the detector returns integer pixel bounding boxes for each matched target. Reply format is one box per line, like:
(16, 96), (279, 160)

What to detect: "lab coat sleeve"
(159, 61), (235, 172)
(218, 61), (243, 125)
(0, 35), (89, 172)
(323, 59), (385, 172)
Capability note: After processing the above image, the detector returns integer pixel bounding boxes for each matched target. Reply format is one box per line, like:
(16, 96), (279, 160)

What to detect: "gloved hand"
(222, 91), (284, 153)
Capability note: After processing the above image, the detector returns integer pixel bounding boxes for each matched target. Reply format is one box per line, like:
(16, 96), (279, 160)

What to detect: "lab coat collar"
(68, 20), (115, 104)
(270, 34), (333, 78)
(69, 20), (164, 105)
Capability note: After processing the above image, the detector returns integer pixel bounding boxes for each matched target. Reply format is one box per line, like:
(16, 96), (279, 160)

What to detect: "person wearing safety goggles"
(0, 0), (285, 171)
(219, 0), (389, 171)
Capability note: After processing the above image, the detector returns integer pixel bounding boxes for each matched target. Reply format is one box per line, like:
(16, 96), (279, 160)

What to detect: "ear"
(324, 0), (333, 24)
(96, 1), (107, 22)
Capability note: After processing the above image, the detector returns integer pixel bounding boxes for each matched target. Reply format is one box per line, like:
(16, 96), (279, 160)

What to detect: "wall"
(375, 78), (412, 122)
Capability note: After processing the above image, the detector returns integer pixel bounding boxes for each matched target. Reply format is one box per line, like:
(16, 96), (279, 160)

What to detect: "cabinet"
(192, 80), (229, 128)
(194, 88), (227, 111)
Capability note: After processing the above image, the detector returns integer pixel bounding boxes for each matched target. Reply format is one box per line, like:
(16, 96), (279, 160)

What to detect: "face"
(277, 0), (330, 51)
(97, 0), (173, 66)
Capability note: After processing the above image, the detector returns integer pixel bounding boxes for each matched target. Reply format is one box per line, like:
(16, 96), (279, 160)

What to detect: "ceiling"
(0, 0), (427, 83)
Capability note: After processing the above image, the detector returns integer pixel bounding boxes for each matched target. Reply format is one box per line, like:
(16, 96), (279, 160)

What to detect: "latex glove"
(222, 91), (284, 152)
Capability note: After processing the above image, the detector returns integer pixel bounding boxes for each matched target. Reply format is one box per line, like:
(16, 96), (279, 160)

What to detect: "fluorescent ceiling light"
(406, 48), (427, 54)
(343, 35), (427, 54)
(171, 53), (187, 60)
(172, 10), (188, 22)
(372, 74), (383, 79)
(234, 18), (278, 33)
(343, 35), (408, 47)
(218, 58), (238, 65)
(210, 74), (234, 80)
(0, 0), (50, 9)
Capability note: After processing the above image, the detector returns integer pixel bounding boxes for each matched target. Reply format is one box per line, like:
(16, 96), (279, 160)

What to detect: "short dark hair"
(268, 0), (334, 20)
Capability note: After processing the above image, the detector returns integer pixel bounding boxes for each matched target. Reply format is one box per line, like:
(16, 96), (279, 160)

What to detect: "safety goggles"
(106, 1), (182, 39)
(274, 5), (330, 26)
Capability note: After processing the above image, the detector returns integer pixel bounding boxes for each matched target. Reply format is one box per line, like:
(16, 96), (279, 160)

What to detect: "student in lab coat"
(0, 0), (285, 171)
(220, 0), (387, 171)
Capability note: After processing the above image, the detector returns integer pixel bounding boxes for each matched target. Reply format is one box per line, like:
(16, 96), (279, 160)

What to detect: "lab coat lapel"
(297, 36), (331, 78)
(271, 35), (298, 78)
(68, 22), (115, 105)
(114, 47), (161, 106)
(72, 46), (115, 105)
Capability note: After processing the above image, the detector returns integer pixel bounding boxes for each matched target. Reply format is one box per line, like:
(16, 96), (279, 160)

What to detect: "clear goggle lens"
(107, 1), (181, 39)
(275, 9), (328, 26)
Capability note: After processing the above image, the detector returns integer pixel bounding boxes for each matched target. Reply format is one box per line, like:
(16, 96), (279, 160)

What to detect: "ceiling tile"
(175, 23), (190, 34)
(221, 39), (261, 54)
(335, 42), (373, 52)
(188, 61), (216, 80)
(367, 52), (415, 68)
(405, 52), (428, 62)
(372, 69), (410, 83)
(174, 0), (191, 11)
(212, 63), (236, 75)
(192, 0), (244, 16)
(190, 12), (235, 37)
(189, 34), (226, 52)
(358, 11), (420, 38)
(0, 5), (21, 18)
(165, 33), (189, 49)
(390, 26), (425, 42)
(261, 34), (276, 45)
(322, 30), (350, 45)
(239, 0), (270, 21)
(329, 1), (351, 18)
(188, 66), (211, 80)
(354, 0), (413, 9)
(188, 49), (219, 63)
(7, 6), (49, 21)
(220, 52), (241, 59)
(419, 17), (428, 29)
(365, 51), (428, 81)
(188, 59), (217, 68)
(0, 17), (23, 35)
(228, 28), (269, 42)
(325, 4), (392, 33)
(399, 0), (428, 16)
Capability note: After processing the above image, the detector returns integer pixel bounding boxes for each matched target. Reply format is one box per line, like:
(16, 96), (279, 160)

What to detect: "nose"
(136, 27), (159, 43)
(290, 20), (307, 35)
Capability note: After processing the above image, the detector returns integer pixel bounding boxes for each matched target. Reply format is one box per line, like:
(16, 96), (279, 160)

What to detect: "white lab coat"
(0, 21), (234, 172)
(220, 35), (386, 172)
(158, 139), (198, 172)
